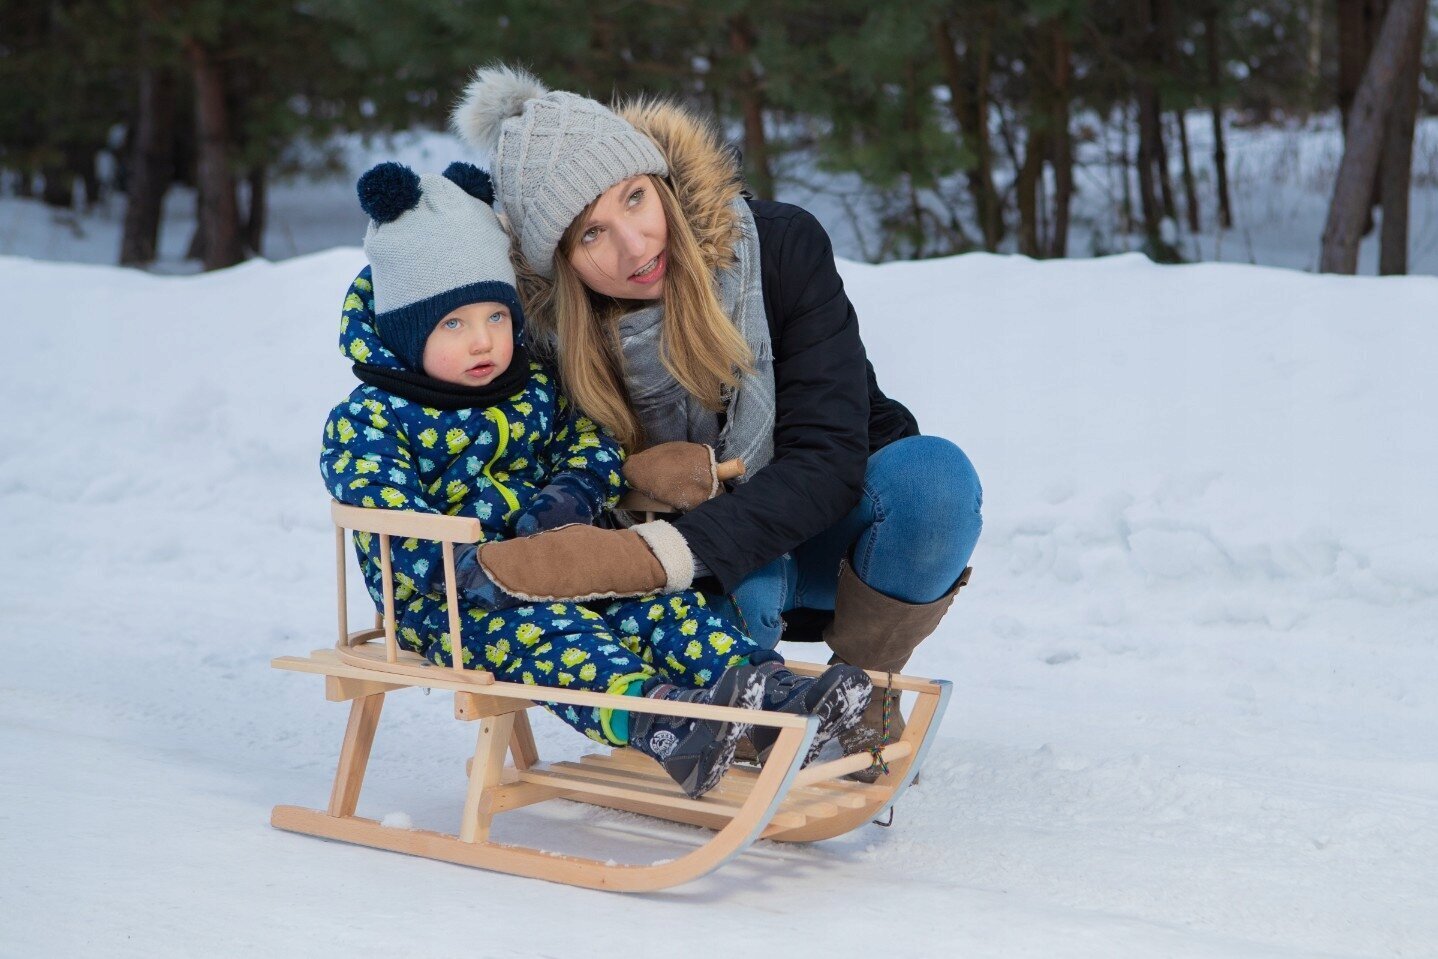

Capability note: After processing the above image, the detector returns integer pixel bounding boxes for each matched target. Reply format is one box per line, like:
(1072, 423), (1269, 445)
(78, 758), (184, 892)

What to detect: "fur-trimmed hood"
(514, 98), (747, 317)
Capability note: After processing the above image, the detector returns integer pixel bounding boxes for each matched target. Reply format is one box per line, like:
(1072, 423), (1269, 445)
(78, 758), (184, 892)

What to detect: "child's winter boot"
(629, 665), (765, 798)
(746, 655), (873, 766)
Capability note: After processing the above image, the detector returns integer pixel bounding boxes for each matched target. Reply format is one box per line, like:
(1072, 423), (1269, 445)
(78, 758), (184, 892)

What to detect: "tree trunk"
(1337, 0), (1388, 233)
(1337, 0), (1386, 124)
(1047, 23), (1073, 258)
(187, 38), (244, 270)
(1204, 6), (1232, 228)
(41, 168), (74, 208)
(244, 165), (267, 256)
(1151, 0), (1178, 222)
(1119, 105), (1135, 235)
(1016, 128), (1045, 257)
(1304, 0), (1326, 116)
(934, 14), (1003, 250)
(1175, 111), (1200, 232)
(1320, 0), (1429, 273)
(76, 145), (102, 209)
(121, 65), (177, 267)
(1378, 8), (1425, 274)
(1131, 0), (1164, 249)
(728, 14), (773, 200)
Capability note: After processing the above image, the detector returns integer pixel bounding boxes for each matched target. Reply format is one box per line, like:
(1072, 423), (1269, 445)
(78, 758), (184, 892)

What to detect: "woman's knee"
(727, 557), (790, 649)
(870, 435), (982, 521)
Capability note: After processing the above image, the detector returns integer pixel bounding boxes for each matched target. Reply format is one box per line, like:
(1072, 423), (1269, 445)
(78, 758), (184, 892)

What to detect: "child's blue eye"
(442, 317), (461, 330)
(488, 311), (507, 324)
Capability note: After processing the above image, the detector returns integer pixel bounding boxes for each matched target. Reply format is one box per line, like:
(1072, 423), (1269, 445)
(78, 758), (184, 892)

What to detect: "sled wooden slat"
(508, 711), (539, 770)
(580, 747), (862, 810)
(520, 762), (810, 831)
(327, 694), (383, 818)
(377, 533), (397, 663)
(332, 501), (483, 542)
(325, 674), (405, 702)
(272, 501), (955, 890)
(555, 756), (840, 824)
(794, 740), (914, 788)
(567, 756), (841, 822)
(461, 712), (515, 843)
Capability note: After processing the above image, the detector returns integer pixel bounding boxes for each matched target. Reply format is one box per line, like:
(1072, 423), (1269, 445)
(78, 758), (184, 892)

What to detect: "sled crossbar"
(270, 501), (951, 891)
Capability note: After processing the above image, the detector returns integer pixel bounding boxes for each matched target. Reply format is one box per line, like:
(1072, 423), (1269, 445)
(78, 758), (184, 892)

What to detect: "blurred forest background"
(0, 0), (1432, 273)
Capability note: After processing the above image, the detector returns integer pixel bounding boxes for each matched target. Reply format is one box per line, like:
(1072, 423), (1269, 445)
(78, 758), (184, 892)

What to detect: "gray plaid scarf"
(617, 198), (774, 478)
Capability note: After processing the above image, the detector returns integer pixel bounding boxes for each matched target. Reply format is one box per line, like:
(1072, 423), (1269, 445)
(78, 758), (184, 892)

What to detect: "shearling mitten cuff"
(474, 521), (693, 604)
(622, 442), (723, 511)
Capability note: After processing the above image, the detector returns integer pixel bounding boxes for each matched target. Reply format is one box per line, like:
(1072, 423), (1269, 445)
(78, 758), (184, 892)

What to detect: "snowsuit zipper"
(483, 407), (522, 519)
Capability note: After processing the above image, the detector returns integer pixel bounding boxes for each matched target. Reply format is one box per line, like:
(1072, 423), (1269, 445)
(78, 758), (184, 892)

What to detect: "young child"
(321, 161), (870, 797)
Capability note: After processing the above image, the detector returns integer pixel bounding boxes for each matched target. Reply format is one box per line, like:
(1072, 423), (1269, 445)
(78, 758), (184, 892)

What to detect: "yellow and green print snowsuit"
(320, 267), (762, 743)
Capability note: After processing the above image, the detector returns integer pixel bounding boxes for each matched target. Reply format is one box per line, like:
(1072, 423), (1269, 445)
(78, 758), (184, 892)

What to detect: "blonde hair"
(527, 175), (754, 451)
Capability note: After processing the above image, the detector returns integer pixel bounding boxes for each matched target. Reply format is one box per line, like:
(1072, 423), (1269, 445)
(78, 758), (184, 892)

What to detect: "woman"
(448, 65), (982, 765)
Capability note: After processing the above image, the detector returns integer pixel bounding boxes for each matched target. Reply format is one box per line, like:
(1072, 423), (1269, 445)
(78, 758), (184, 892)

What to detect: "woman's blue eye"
(628, 188), (645, 205)
(582, 227), (600, 244)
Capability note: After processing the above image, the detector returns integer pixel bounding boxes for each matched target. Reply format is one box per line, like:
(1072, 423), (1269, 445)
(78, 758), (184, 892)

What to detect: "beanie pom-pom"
(357, 162), (422, 224)
(451, 63), (548, 156)
(442, 162), (495, 205)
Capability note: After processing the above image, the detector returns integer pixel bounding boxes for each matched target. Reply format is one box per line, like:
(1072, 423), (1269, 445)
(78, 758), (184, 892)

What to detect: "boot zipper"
(482, 408), (522, 519)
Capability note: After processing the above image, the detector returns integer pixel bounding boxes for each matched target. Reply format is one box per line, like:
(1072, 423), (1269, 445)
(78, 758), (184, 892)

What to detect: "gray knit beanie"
(357, 160), (525, 371)
(449, 63), (668, 278)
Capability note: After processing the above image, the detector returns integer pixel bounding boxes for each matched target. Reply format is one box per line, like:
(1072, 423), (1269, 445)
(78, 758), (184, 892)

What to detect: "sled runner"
(270, 499), (952, 892)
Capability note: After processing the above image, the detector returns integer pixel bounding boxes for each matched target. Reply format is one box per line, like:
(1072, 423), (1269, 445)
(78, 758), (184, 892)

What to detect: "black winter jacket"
(673, 200), (919, 592)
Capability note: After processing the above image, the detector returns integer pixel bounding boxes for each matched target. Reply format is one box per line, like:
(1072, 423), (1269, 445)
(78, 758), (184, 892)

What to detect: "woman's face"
(566, 175), (669, 300)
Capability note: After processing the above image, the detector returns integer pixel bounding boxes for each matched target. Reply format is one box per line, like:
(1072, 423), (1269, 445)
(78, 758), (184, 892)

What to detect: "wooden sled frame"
(271, 500), (952, 892)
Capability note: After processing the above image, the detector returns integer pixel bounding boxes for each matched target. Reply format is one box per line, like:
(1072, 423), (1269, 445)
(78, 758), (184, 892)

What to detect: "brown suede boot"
(827, 561), (971, 782)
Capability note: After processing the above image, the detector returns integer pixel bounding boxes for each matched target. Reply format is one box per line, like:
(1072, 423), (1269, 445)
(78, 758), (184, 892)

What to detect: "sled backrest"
(331, 493), (670, 670)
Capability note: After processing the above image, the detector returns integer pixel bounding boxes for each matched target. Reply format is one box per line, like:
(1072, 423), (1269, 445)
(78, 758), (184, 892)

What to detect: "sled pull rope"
(869, 670), (896, 828)
(869, 670), (893, 778)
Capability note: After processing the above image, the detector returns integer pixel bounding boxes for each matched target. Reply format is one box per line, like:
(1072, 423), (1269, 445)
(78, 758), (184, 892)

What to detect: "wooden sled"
(271, 499), (952, 892)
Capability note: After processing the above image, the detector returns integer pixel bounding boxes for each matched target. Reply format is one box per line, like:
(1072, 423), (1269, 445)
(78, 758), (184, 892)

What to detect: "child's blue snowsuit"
(320, 268), (762, 744)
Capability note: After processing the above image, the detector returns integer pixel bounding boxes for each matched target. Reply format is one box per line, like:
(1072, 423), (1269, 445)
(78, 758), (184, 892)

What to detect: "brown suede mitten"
(475, 521), (695, 603)
(622, 442), (723, 511)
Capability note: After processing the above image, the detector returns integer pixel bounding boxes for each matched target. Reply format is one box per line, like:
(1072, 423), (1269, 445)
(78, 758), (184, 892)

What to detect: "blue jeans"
(724, 435), (982, 649)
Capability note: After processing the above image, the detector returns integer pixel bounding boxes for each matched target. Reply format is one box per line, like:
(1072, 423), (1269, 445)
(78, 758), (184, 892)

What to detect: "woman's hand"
(456, 522), (694, 609)
(622, 442), (745, 511)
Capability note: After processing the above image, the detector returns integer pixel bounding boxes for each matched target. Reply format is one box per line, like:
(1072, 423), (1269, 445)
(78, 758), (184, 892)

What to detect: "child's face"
(421, 301), (515, 386)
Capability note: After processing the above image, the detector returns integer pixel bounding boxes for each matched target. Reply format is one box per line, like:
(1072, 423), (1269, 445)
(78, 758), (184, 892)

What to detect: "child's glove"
(513, 472), (602, 537)
(453, 541), (525, 611)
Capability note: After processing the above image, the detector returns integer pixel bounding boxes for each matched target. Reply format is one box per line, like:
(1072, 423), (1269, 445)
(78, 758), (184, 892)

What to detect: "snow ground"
(2, 248), (1436, 957)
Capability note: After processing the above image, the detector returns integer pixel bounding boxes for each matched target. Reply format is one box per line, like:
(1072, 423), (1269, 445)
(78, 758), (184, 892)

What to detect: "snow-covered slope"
(2, 249), (1434, 957)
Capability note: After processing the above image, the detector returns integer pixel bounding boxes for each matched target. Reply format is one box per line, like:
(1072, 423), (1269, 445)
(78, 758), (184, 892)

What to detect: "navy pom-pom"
(443, 161), (495, 205)
(357, 162), (422, 223)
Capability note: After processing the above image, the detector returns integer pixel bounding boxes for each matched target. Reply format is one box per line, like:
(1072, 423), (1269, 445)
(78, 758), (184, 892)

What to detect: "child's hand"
(452, 543), (525, 611)
(514, 473), (600, 537)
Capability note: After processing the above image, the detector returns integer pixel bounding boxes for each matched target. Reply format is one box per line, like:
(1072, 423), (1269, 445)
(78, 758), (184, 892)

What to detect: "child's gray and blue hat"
(358, 161), (524, 372)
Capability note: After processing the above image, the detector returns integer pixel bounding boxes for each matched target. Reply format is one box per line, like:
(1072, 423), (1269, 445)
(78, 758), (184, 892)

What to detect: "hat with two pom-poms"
(356, 160), (525, 372)
(449, 63), (668, 279)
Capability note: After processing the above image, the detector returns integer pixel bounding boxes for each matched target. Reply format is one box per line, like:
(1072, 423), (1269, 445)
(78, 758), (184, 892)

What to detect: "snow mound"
(3, 250), (1435, 956)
